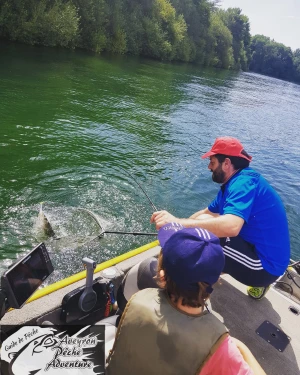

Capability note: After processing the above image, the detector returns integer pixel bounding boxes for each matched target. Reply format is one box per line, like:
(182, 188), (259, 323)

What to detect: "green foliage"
(0, 0), (298, 82)
(106, 0), (127, 54)
(0, 0), (79, 47)
(0, 0), (26, 40)
(122, 1), (144, 55)
(250, 35), (295, 81)
(170, 0), (212, 64)
(143, 17), (172, 60)
(173, 36), (195, 62)
(33, 1), (79, 47)
(73, 0), (108, 53)
(218, 7), (250, 70)
(293, 49), (300, 83)
(206, 12), (233, 69)
(137, 0), (188, 61)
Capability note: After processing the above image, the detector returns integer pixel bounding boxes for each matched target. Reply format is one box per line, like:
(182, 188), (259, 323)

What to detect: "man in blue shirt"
(151, 136), (290, 299)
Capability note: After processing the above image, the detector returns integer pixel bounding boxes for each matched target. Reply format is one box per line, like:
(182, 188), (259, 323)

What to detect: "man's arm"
(150, 210), (244, 238)
(199, 335), (266, 375)
(189, 207), (220, 220)
(231, 338), (267, 375)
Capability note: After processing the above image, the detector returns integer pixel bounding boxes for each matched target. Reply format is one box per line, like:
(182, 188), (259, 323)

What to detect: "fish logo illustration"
(2, 326), (104, 375)
(9, 333), (59, 375)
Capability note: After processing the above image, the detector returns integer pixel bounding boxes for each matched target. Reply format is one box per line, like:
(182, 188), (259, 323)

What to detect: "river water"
(1, 43), (300, 280)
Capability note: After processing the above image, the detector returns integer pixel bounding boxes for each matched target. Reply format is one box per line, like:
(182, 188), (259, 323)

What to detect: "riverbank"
(1, 0), (299, 84)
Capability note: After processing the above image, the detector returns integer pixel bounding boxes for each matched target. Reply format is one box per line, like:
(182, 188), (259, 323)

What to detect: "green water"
(1, 42), (300, 280)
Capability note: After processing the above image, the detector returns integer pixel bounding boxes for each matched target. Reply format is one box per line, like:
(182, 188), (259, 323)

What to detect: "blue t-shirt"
(208, 168), (290, 276)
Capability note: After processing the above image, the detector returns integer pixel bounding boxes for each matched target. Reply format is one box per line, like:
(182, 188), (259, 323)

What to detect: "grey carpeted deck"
(210, 275), (300, 375)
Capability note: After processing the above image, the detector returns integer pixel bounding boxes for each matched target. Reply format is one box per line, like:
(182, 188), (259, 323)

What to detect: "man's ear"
(223, 157), (232, 171)
(159, 270), (166, 287)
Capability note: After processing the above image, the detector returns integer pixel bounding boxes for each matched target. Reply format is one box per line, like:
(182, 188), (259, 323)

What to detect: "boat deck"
(1, 246), (299, 374)
(210, 274), (300, 375)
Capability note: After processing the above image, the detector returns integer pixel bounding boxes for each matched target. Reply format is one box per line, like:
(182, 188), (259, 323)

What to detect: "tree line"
(0, 0), (299, 83)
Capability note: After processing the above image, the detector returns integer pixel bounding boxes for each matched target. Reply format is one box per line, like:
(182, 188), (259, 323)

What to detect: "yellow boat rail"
(26, 240), (159, 304)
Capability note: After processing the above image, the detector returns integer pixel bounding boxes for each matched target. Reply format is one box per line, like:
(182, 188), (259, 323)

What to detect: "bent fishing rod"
(118, 166), (158, 212)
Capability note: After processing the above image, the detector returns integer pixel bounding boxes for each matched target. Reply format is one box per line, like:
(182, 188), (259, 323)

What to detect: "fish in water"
(35, 203), (55, 238)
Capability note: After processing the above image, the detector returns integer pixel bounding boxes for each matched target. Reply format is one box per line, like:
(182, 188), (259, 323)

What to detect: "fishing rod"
(118, 166), (158, 212)
(102, 230), (157, 236)
(76, 229), (157, 249)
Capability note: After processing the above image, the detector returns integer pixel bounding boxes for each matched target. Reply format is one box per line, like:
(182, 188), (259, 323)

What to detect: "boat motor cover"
(61, 278), (109, 323)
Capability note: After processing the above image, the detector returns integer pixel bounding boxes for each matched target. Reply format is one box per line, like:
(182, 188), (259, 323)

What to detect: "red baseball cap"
(201, 137), (252, 162)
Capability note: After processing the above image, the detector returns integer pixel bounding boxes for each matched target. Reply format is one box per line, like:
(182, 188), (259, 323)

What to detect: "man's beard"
(211, 165), (225, 183)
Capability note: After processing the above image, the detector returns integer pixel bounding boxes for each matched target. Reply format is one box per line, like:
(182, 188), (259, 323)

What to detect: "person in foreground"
(151, 136), (291, 299)
(106, 224), (266, 375)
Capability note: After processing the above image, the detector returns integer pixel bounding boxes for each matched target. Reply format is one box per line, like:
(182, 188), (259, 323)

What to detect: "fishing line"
(118, 166), (158, 212)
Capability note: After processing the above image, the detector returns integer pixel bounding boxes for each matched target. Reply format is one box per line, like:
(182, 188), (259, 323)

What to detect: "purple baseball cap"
(158, 223), (224, 292)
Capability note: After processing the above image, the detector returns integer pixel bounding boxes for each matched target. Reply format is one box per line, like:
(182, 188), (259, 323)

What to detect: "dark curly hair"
(214, 153), (250, 170)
